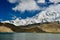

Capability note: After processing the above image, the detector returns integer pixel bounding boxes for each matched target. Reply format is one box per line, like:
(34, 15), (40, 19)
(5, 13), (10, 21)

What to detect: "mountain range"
(1, 4), (60, 26)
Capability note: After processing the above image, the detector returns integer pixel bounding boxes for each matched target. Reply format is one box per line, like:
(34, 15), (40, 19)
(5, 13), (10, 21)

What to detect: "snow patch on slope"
(37, 0), (45, 3)
(50, 0), (60, 3)
(34, 4), (60, 22)
(2, 4), (60, 26)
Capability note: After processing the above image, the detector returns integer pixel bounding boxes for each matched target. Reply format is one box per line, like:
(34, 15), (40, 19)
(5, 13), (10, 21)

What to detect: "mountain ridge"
(0, 21), (60, 32)
(1, 4), (60, 26)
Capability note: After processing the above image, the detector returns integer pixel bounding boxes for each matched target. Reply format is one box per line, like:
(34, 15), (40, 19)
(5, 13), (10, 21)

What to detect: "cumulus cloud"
(50, 0), (60, 3)
(8, 0), (17, 3)
(37, 0), (45, 3)
(8, 0), (41, 12)
(12, 16), (17, 19)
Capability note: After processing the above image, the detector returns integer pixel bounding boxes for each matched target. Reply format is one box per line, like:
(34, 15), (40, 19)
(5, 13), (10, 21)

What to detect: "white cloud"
(50, 0), (60, 3)
(8, 0), (17, 3)
(37, 0), (45, 3)
(12, 16), (17, 19)
(8, 0), (40, 12)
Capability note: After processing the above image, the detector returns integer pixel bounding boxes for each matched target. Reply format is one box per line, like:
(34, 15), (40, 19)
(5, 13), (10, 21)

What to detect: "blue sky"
(0, 0), (58, 21)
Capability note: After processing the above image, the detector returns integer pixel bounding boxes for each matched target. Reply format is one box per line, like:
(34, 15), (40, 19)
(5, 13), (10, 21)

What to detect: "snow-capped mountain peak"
(1, 4), (60, 26)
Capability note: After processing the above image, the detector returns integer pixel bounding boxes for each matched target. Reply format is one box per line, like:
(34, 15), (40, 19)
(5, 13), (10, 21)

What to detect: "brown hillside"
(0, 22), (60, 33)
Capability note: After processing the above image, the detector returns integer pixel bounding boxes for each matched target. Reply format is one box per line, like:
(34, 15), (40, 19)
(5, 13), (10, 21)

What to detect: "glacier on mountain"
(1, 4), (60, 26)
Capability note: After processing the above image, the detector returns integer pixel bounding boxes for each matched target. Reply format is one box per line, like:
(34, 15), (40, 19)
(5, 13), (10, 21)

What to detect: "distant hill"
(0, 21), (60, 33)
